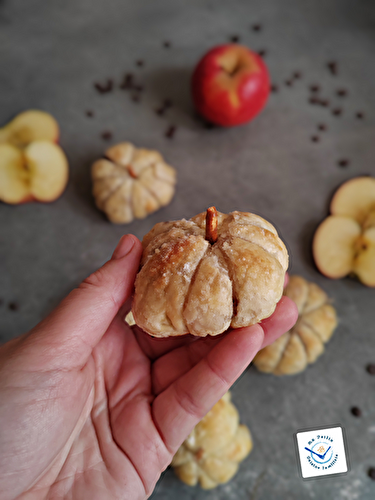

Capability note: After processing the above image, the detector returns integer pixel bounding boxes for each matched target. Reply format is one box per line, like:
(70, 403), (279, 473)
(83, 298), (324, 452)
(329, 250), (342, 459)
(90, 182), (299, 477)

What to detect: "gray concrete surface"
(1, 0), (375, 498)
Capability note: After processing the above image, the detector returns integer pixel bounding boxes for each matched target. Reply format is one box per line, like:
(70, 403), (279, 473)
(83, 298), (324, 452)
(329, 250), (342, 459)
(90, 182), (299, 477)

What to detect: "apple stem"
(205, 206), (218, 244)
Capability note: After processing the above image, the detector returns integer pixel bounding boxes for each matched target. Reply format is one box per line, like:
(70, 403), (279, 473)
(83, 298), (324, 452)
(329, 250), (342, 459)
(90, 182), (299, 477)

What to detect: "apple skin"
(191, 44), (270, 126)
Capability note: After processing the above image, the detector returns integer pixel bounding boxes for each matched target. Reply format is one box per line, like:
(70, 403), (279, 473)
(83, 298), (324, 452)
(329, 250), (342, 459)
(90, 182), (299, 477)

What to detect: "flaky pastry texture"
(91, 142), (176, 224)
(253, 275), (338, 375)
(132, 209), (288, 337)
(171, 392), (252, 490)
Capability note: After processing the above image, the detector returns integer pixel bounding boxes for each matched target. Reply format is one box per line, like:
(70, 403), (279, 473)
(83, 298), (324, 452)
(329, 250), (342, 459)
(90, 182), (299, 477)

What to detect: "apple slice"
(25, 141), (68, 202)
(0, 144), (30, 203)
(0, 141), (68, 204)
(330, 176), (375, 225)
(313, 215), (361, 278)
(353, 227), (375, 286)
(0, 110), (59, 148)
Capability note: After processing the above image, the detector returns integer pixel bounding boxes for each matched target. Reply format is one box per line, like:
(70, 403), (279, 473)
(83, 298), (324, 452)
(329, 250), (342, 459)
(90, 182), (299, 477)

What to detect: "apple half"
(313, 176), (375, 286)
(0, 141), (68, 204)
(0, 110), (59, 148)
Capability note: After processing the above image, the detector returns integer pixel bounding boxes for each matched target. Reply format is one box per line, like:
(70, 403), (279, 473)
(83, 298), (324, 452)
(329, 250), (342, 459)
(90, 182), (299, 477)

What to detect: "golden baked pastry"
(253, 275), (338, 375)
(171, 392), (252, 489)
(91, 142), (176, 223)
(132, 207), (288, 337)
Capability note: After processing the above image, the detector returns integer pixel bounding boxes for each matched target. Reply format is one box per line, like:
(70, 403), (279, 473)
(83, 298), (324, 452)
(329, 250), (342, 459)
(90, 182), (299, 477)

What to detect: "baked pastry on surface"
(253, 275), (338, 375)
(91, 142), (176, 224)
(132, 207), (288, 337)
(171, 392), (252, 489)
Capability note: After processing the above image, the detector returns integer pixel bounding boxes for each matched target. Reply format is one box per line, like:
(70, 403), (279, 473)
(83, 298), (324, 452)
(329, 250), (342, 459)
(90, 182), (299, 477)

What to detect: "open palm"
(0, 235), (297, 500)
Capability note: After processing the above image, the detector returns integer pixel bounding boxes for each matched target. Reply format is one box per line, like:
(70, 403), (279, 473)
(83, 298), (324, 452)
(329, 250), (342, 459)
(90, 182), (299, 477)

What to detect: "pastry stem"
(206, 206), (218, 244)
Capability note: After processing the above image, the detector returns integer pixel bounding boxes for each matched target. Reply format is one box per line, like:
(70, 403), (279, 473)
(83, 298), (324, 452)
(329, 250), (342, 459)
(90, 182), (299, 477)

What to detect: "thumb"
(28, 234), (143, 368)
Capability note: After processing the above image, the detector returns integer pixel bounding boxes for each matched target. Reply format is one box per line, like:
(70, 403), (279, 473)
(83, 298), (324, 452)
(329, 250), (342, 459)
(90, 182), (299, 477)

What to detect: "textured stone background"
(1, 0), (375, 498)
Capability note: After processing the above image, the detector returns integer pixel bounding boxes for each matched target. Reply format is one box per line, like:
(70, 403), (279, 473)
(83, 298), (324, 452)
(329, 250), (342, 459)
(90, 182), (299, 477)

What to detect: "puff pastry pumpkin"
(132, 207), (288, 337)
(171, 392), (252, 489)
(253, 275), (337, 375)
(91, 142), (176, 223)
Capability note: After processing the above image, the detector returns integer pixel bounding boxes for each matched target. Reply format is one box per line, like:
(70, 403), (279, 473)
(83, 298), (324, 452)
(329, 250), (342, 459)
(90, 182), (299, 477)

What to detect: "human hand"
(0, 235), (297, 500)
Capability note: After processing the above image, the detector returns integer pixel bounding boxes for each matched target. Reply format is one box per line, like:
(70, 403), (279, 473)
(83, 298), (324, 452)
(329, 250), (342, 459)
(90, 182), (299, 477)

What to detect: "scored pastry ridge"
(133, 208), (288, 337)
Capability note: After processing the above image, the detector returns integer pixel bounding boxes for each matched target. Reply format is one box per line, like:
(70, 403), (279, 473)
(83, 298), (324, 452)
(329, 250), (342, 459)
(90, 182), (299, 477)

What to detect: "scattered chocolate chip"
(309, 97), (318, 105)
(230, 35), (240, 43)
(155, 107), (164, 116)
(252, 23), (262, 32)
(310, 84), (320, 93)
(332, 107), (342, 116)
(120, 73), (134, 90)
(131, 94), (140, 102)
(8, 302), (19, 311)
(271, 84), (278, 93)
(338, 159), (349, 167)
(134, 84), (144, 92)
(356, 112), (364, 119)
(136, 59), (144, 67)
(293, 71), (302, 79)
(257, 49), (267, 57)
(165, 125), (176, 138)
(318, 123), (327, 131)
(163, 40), (171, 48)
(85, 110), (94, 118)
(319, 99), (329, 107)
(366, 364), (375, 375)
(155, 99), (173, 116)
(94, 79), (113, 94)
(351, 406), (362, 417)
(368, 468), (375, 480)
(337, 88), (348, 97)
(164, 99), (173, 108)
(327, 61), (338, 75)
(311, 135), (319, 143)
(285, 79), (293, 87)
(101, 131), (112, 140)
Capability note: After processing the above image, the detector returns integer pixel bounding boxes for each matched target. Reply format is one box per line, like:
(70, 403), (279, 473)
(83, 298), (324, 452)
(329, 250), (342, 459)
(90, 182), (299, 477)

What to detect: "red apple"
(191, 44), (270, 126)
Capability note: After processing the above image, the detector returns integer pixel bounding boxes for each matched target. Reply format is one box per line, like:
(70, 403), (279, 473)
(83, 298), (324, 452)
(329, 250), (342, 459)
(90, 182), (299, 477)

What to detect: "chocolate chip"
(318, 123), (327, 131)
(310, 84), (320, 93)
(332, 108), (342, 116)
(101, 131), (112, 140)
(120, 73), (134, 90)
(327, 61), (338, 75)
(8, 302), (19, 311)
(252, 23), (262, 32)
(271, 84), (278, 93)
(366, 364), (375, 375)
(351, 407), (362, 417)
(293, 71), (302, 79)
(155, 107), (164, 116)
(94, 79), (113, 94)
(230, 35), (240, 43)
(85, 110), (94, 118)
(337, 88), (348, 97)
(311, 135), (319, 143)
(134, 84), (144, 92)
(131, 94), (140, 102)
(338, 159), (349, 168)
(136, 59), (144, 67)
(165, 125), (176, 138)
(319, 99), (329, 107)
(257, 49), (267, 57)
(356, 112), (364, 119)
(368, 468), (375, 480)
(164, 99), (173, 108)
(309, 97), (318, 105)
(285, 79), (293, 87)
(163, 41), (171, 48)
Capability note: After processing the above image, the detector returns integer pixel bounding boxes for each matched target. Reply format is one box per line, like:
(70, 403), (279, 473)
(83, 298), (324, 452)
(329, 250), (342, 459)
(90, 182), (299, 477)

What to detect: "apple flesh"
(313, 176), (375, 286)
(0, 141), (68, 204)
(191, 44), (270, 126)
(0, 110), (59, 148)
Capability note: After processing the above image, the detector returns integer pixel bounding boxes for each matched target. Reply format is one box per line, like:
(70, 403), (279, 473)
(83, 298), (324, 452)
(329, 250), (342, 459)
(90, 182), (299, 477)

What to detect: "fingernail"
(112, 235), (136, 260)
